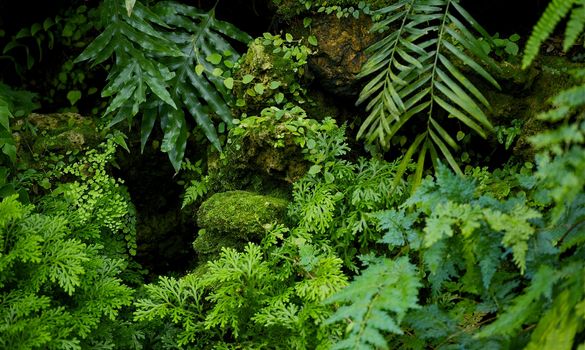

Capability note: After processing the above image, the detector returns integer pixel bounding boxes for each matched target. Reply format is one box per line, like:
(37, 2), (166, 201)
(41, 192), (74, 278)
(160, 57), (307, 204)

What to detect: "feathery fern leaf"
(357, 0), (499, 186)
(76, 0), (251, 171)
(325, 257), (421, 350)
(522, 0), (585, 68)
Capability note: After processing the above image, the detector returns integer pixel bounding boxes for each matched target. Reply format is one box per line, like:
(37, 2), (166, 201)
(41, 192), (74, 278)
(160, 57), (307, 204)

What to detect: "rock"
(13, 112), (100, 154)
(194, 190), (289, 260)
(307, 14), (376, 96)
(209, 107), (311, 193)
(197, 190), (289, 239)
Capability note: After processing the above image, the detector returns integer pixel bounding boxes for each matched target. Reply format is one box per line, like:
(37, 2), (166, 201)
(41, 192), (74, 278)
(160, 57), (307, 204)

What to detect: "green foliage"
(1, 5), (102, 111)
(325, 257), (421, 350)
(0, 193), (134, 349)
(135, 226), (348, 348)
(273, 0), (381, 20)
(286, 116), (410, 268)
(356, 0), (500, 186)
(522, 0), (585, 68)
(54, 133), (137, 255)
(233, 33), (313, 113)
(479, 33), (521, 60)
(179, 158), (209, 209)
(76, 0), (251, 171)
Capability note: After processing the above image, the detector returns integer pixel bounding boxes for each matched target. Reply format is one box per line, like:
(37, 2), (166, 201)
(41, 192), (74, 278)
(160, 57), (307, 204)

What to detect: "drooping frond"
(76, 0), (251, 171)
(357, 0), (499, 187)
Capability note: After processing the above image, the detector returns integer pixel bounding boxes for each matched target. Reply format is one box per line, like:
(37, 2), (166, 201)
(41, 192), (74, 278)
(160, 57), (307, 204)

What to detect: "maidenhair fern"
(325, 257), (421, 350)
(77, 0), (251, 171)
(522, 0), (585, 68)
(357, 0), (500, 186)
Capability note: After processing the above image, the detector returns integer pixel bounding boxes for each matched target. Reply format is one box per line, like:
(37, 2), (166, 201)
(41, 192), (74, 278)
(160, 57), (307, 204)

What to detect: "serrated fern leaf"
(325, 257), (421, 350)
(476, 265), (558, 338)
(76, 0), (251, 171)
(357, 0), (499, 186)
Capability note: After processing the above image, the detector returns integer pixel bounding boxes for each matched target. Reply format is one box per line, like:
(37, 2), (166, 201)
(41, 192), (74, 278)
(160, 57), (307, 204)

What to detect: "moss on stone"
(194, 190), (289, 261)
(197, 190), (289, 240)
(14, 112), (101, 154)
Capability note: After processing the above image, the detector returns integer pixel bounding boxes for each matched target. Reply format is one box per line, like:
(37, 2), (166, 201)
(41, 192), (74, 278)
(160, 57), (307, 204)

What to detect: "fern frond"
(325, 257), (421, 349)
(357, 0), (498, 186)
(522, 0), (580, 68)
(76, 0), (251, 171)
(476, 265), (559, 339)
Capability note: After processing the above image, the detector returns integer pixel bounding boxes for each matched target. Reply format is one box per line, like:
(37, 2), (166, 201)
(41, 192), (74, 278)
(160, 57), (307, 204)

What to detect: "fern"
(325, 257), (421, 350)
(522, 0), (585, 68)
(76, 0), (251, 171)
(357, 0), (499, 186)
(0, 195), (133, 349)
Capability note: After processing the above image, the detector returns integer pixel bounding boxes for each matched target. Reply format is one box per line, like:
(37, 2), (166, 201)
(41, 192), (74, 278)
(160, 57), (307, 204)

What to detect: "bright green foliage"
(356, 0), (499, 186)
(180, 158), (209, 208)
(0, 194), (134, 349)
(522, 0), (585, 68)
(325, 257), (421, 350)
(76, 0), (251, 171)
(233, 33), (313, 111)
(288, 118), (409, 268)
(135, 226), (348, 348)
(55, 134), (137, 255)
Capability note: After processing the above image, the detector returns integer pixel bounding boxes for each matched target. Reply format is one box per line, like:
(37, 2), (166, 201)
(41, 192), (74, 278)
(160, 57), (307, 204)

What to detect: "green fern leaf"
(476, 265), (558, 338)
(325, 257), (421, 349)
(564, 1), (585, 50)
(76, 0), (251, 171)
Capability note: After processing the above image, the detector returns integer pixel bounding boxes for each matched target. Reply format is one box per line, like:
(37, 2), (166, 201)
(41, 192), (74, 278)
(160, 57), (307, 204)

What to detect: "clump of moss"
(194, 190), (289, 260)
(13, 112), (101, 154)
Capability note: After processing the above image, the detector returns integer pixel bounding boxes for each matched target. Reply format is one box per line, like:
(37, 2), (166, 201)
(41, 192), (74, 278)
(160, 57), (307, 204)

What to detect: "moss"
(197, 190), (289, 240)
(13, 113), (101, 154)
(194, 190), (289, 261)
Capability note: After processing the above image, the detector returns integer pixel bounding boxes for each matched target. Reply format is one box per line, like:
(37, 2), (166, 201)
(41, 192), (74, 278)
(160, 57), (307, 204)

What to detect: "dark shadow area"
(463, 0), (550, 36)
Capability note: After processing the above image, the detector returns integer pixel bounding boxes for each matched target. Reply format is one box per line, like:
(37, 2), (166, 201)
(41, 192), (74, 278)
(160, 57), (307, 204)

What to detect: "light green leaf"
(206, 53), (222, 65)
(308, 35), (318, 46)
(254, 83), (265, 95)
(223, 77), (234, 89)
(66, 90), (82, 106)
(242, 74), (254, 84)
(125, 0), (137, 16)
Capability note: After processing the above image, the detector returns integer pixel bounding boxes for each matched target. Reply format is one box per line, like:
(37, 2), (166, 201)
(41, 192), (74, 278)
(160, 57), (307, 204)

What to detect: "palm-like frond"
(76, 0), (251, 171)
(357, 0), (499, 187)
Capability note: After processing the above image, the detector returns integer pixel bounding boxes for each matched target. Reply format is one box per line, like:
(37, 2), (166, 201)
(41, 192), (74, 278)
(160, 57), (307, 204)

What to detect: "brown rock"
(308, 14), (376, 96)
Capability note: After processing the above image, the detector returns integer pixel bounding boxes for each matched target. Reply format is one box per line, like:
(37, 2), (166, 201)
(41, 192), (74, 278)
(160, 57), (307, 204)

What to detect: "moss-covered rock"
(480, 55), (582, 160)
(194, 190), (289, 261)
(13, 112), (101, 154)
(232, 36), (312, 115)
(208, 107), (313, 193)
(197, 190), (289, 239)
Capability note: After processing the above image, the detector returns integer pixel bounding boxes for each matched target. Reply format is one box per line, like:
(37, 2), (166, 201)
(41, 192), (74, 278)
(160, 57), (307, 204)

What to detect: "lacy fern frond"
(325, 257), (421, 349)
(522, 0), (585, 68)
(76, 0), (251, 171)
(357, 0), (499, 186)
